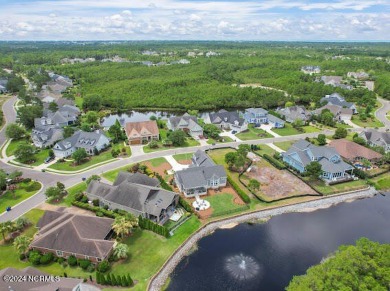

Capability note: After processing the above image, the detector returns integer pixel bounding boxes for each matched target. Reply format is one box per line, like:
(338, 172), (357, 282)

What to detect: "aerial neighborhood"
(0, 43), (389, 291)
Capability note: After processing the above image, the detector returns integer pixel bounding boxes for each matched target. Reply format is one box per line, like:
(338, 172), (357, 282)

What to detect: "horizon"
(1, 0), (389, 41)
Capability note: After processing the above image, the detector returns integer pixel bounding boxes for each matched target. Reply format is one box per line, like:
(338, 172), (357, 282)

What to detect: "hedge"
(179, 196), (193, 213)
(71, 200), (119, 219)
(155, 172), (173, 191)
(138, 215), (170, 237)
(263, 154), (286, 170)
(96, 272), (133, 287)
(227, 175), (250, 203)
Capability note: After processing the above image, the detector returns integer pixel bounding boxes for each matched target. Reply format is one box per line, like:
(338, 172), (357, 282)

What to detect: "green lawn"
(6, 138), (30, 157)
(350, 116), (384, 128)
(173, 153), (193, 163)
(149, 157), (168, 167)
(272, 123), (302, 136)
(206, 193), (245, 215)
(0, 181), (41, 212)
(336, 123), (352, 129)
(254, 144), (277, 156)
(111, 216), (201, 291)
(206, 136), (233, 144)
(305, 179), (368, 195)
(102, 165), (131, 182)
(303, 125), (321, 133)
(370, 175), (390, 191)
(236, 124), (273, 140)
(59, 182), (88, 207)
(6, 139), (51, 166)
(274, 140), (295, 151)
(30, 148), (51, 166)
(143, 138), (200, 153)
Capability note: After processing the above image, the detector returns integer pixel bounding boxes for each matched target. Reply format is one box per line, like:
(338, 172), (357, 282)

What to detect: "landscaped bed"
(143, 157), (172, 176)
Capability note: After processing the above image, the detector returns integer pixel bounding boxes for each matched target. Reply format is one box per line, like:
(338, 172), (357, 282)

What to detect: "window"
(97, 258), (102, 262)
(85, 256), (89, 259)
(56, 250), (63, 256)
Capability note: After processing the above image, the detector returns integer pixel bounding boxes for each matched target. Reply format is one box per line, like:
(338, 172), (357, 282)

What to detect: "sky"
(0, 0), (389, 41)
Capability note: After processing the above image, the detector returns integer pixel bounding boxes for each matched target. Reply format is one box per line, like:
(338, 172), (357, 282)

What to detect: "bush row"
(227, 175), (250, 203)
(72, 200), (119, 219)
(263, 154), (286, 170)
(155, 172), (174, 191)
(96, 271), (133, 287)
(179, 196), (193, 213)
(138, 215), (170, 237)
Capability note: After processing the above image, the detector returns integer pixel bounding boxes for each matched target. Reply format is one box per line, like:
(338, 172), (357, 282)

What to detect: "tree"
(203, 124), (220, 139)
(287, 238), (390, 291)
(112, 215), (138, 239)
(320, 109), (335, 127)
(5, 123), (26, 139)
(13, 235), (32, 255)
(82, 94), (102, 111)
(0, 170), (7, 190)
(15, 217), (30, 230)
(353, 135), (366, 145)
(237, 144), (251, 157)
(248, 179), (260, 192)
(86, 175), (100, 185)
(333, 127), (348, 139)
(225, 152), (237, 167)
(148, 140), (159, 149)
(80, 123), (92, 132)
(168, 130), (186, 146)
(285, 101), (295, 107)
(45, 186), (62, 201)
(317, 134), (327, 146)
(113, 243), (129, 259)
(48, 102), (58, 112)
(292, 119), (304, 129)
(85, 111), (99, 124)
(56, 181), (66, 192)
(6, 75), (25, 92)
(17, 105), (43, 128)
(0, 221), (15, 241)
(108, 119), (125, 143)
(305, 161), (322, 180)
(72, 148), (88, 165)
(63, 126), (75, 138)
(149, 115), (157, 121)
(14, 144), (36, 163)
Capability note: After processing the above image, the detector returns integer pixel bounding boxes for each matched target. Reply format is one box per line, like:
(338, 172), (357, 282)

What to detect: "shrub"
(40, 252), (54, 265)
(92, 199), (99, 206)
(19, 253), (26, 260)
(87, 264), (95, 272)
(96, 211), (104, 217)
(80, 195), (89, 203)
(25, 182), (41, 192)
(78, 259), (91, 270)
(23, 178), (31, 183)
(263, 154), (286, 170)
(63, 272), (67, 278)
(28, 251), (42, 265)
(97, 260), (111, 273)
(58, 257), (65, 264)
(179, 197), (193, 213)
(74, 192), (85, 201)
(227, 175), (250, 203)
(68, 255), (77, 266)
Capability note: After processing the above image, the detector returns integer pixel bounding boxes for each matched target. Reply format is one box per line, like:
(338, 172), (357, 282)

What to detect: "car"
(212, 143), (216, 146)
(6, 206), (11, 212)
(231, 130), (237, 134)
(44, 156), (54, 164)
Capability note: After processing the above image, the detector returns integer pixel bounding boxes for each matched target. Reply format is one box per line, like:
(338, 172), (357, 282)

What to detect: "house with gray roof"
(175, 150), (227, 197)
(86, 172), (179, 224)
(320, 93), (357, 114)
(359, 130), (390, 153)
(0, 79), (8, 93)
(31, 126), (64, 148)
(282, 139), (354, 182)
(167, 113), (203, 139)
(244, 108), (285, 128)
(204, 109), (247, 133)
(276, 105), (312, 123)
(34, 105), (80, 128)
(312, 104), (353, 122)
(301, 66), (320, 74)
(53, 130), (110, 158)
(30, 209), (114, 263)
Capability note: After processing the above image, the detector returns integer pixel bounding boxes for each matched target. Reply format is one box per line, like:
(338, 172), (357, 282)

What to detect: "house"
(0, 79), (8, 93)
(0, 267), (97, 291)
(204, 109), (247, 133)
(41, 95), (56, 103)
(347, 71), (369, 80)
(276, 105), (312, 123)
(312, 104), (353, 121)
(53, 130), (110, 158)
(0, 85), (7, 94)
(30, 209), (115, 263)
(167, 113), (203, 139)
(124, 120), (159, 145)
(328, 139), (382, 164)
(31, 126), (64, 148)
(244, 108), (285, 128)
(34, 105), (80, 128)
(320, 93), (357, 114)
(86, 172), (179, 224)
(320, 76), (343, 86)
(175, 150), (227, 197)
(301, 66), (321, 74)
(282, 139), (354, 182)
(364, 81), (375, 91)
(359, 130), (390, 153)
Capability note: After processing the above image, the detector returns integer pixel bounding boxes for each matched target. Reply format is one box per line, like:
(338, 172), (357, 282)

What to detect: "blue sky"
(0, 0), (389, 41)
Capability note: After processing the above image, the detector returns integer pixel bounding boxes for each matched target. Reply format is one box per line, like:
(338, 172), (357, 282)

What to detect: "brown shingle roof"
(125, 120), (159, 138)
(328, 139), (382, 161)
(31, 211), (114, 259)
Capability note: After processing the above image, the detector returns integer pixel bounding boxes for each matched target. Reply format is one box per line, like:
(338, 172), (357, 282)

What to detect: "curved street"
(376, 97), (390, 129)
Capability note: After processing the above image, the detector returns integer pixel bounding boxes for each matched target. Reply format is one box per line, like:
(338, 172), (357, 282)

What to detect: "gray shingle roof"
(245, 107), (268, 115)
(55, 130), (109, 151)
(113, 171), (160, 187)
(169, 114), (202, 132)
(268, 114), (285, 124)
(320, 93), (354, 109)
(208, 110), (245, 126)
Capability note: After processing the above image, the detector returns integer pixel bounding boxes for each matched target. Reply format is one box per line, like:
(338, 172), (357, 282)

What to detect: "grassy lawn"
(149, 157), (167, 167)
(0, 181), (41, 212)
(206, 193), (245, 215)
(272, 123), (302, 136)
(254, 144), (277, 156)
(274, 140), (295, 151)
(30, 148), (51, 166)
(336, 123), (352, 129)
(305, 179), (368, 195)
(6, 139), (51, 166)
(370, 175), (390, 191)
(6, 138), (30, 157)
(59, 182), (88, 207)
(303, 125), (321, 133)
(143, 138), (200, 153)
(206, 136), (233, 144)
(111, 215), (201, 291)
(350, 116), (384, 128)
(236, 124), (273, 140)
(173, 153), (193, 163)
(102, 165), (131, 182)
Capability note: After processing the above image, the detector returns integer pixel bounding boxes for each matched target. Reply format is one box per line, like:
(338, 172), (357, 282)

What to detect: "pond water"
(168, 194), (390, 291)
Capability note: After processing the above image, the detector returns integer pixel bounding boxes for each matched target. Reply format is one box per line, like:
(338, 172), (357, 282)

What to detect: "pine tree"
(96, 272), (100, 284)
(105, 273), (111, 285)
(111, 273), (117, 286)
(116, 274), (122, 286)
(122, 275), (128, 287)
(127, 274), (134, 286)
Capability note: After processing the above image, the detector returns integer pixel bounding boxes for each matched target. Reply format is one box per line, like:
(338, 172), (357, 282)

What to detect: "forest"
(0, 41), (389, 111)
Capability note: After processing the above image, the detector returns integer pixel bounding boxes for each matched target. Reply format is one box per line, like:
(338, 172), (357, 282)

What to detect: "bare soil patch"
(144, 161), (172, 177)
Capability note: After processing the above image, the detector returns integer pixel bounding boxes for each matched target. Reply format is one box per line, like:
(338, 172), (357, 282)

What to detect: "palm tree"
(0, 221), (15, 242)
(13, 235), (32, 255)
(113, 243), (129, 259)
(112, 215), (138, 239)
(15, 217), (31, 230)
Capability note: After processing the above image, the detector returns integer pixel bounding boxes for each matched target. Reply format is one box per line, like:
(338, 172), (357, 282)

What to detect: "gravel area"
(148, 187), (378, 291)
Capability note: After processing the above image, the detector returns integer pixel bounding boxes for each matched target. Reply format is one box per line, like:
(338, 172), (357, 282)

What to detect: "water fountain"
(225, 254), (260, 280)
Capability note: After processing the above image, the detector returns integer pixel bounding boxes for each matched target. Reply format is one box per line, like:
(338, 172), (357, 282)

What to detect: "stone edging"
(147, 187), (377, 291)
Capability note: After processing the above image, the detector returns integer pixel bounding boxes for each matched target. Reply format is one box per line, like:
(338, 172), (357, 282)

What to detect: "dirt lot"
(143, 161), (172, 177)
(243, 159), (317, 199)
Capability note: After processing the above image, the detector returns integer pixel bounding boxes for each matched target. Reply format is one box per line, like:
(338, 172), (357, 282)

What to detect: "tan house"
(125, 120), (159, 145)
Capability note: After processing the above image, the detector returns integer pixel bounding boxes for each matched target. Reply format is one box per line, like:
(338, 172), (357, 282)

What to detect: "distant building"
(124, 120), (159, 145)
(276, 105), (312, 123)
(204, 109), (247, 133)
(244, 108), (285, 128)
(167, 113), (203, 139)
(312, 104), (353, 122)
(359, 130), (390, 153)
(347, 71), (369, 80)
(301, 66), (321, 74)
(53, 130), (110, 158)
(175, 150), (227, 197)
(320, 93), (357, 114)
(364, 81), (375, 91)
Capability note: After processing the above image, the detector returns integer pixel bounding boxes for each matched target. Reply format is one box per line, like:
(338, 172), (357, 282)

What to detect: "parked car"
(44, 156), (54, 164)
(231, 130), (237, 134)
(6, 206), (11, 212)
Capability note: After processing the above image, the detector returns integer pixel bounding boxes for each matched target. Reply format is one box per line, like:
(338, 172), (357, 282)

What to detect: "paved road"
(376, 97), (390, 129)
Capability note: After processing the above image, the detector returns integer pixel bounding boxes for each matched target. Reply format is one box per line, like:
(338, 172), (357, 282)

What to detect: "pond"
(168, 194), (390, 291)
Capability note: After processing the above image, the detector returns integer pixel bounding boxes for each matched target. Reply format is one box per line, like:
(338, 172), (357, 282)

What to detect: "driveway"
(220, 130), (242, 142)
(260, 124), (280, 137)
(375, 97), (390, 129)
(345, 119), (361, 129)
(130, 145), (144, 156)
(164, 155), (189, 172)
